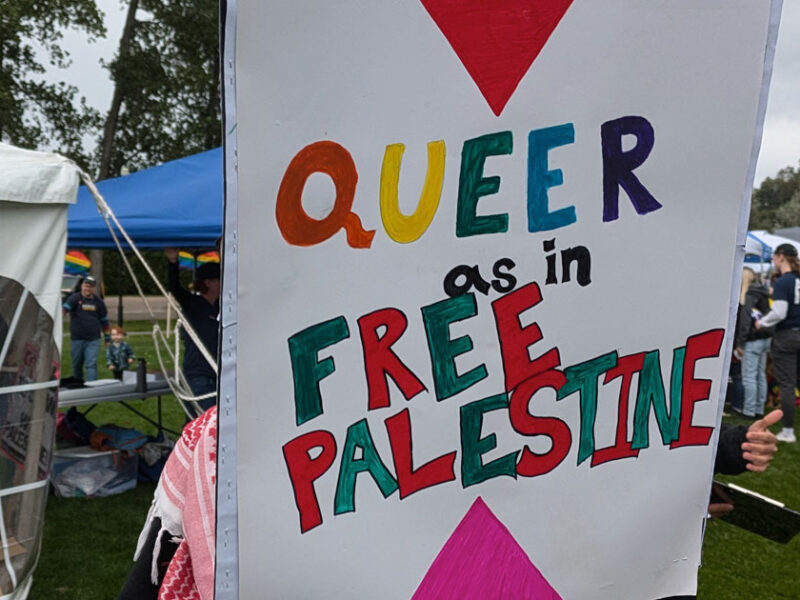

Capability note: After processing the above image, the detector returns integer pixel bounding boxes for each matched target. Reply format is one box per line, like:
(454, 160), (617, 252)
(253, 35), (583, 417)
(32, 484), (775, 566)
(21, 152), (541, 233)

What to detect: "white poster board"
(220, 2), (781, 598)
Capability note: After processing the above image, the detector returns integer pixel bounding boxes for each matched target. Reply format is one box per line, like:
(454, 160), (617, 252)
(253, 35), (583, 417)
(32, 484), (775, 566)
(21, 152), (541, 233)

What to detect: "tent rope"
(79, 171), (216, 419)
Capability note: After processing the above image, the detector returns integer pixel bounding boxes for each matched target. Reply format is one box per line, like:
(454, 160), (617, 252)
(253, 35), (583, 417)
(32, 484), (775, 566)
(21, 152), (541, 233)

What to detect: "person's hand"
(708, 483), (734, 518)
(128, 358), (134, 364)
(741, 409), (782, 472)
(165, 247), (179, 263)
(708, 501), (734, 518)
(109, 364), (115, 371)
(754, 320), (761, 330)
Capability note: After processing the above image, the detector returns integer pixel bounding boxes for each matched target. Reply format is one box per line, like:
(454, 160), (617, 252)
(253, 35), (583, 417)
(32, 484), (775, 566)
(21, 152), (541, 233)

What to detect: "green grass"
(696, 411), (800, 599)
(33, 484), (157, 598)
(30, 323), (800, 598)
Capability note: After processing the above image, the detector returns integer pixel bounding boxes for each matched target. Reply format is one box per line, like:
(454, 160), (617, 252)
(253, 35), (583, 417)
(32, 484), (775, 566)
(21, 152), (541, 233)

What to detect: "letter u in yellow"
(380, 141), (445, 244)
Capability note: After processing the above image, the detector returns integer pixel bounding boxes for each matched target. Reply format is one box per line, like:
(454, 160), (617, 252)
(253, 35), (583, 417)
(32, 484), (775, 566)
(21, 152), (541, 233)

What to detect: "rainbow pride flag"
(178, 251), (220, 270)
(64, 250), (91, 274)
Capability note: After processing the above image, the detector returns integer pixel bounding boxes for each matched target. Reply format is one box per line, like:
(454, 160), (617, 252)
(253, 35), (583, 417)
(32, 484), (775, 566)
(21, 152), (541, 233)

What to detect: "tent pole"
(117, 252), (124, 326)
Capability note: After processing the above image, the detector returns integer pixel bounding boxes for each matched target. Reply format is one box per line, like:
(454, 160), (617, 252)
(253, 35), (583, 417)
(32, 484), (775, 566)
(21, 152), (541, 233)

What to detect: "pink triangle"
(421, 0), (574, 116)
(412, 497), (563, 599)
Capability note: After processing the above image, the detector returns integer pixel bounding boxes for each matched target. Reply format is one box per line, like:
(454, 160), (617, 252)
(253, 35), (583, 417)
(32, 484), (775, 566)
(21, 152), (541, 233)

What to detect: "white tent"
(745, 231), (772, 259)
(0, 143), (80, 598)
(744, 231), (774, 275)
(749, 230), (800, 263)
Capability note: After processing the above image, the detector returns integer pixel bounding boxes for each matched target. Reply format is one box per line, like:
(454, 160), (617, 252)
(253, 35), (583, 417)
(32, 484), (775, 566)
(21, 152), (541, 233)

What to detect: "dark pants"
(727, 360), (743, 411)
(770, 328), (800, 428)
(117, 518), (179, 600)
(187, 374), (217, 414)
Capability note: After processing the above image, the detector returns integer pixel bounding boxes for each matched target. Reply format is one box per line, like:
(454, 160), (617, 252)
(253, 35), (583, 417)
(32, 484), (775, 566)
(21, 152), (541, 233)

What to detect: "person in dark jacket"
(727, 302), (747, 413)
(165, 248), (220, 410)
(659, 410), (782, 600)
(706, 408), (782, 528)
(735, 267), (772, 418)
(756, 243), (800, 442)
(62, 275), (110, 381)
(714, 410), (781, 476)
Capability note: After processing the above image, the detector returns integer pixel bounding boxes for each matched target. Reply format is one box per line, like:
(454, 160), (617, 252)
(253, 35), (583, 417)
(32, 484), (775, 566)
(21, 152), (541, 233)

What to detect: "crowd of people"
(732, 242), (800, 443)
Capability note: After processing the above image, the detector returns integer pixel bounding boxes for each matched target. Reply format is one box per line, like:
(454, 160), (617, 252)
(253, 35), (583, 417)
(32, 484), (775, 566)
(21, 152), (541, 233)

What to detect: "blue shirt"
(63, 292), (109, 341)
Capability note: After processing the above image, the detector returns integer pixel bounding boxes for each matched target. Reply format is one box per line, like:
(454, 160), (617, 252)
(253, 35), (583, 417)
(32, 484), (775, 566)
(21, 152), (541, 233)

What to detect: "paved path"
(103, 295), (170, 322)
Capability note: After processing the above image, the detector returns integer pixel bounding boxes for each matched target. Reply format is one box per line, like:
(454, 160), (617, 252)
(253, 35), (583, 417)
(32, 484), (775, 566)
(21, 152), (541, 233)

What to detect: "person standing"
(62, 275), (110, 381)
(165, 248), (220, 410)
(735, 267), (772, 418)
(756, 243), (800, 442)
(106, 325), (136, 379)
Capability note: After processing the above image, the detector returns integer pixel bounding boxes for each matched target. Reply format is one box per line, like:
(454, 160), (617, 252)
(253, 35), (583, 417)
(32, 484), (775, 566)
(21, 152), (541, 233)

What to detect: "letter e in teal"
(456, 131), (512, 237)
(528, 123), (576, 233)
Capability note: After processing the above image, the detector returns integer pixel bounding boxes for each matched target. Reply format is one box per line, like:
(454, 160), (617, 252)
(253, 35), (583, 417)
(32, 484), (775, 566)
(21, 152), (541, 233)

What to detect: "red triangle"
(421, 0), (574, 116)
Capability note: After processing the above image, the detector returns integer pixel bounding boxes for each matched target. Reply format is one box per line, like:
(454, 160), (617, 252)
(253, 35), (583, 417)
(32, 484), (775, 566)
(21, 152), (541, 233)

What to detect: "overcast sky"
(757, 1), (800, 182)
(53, 1), (800, 185)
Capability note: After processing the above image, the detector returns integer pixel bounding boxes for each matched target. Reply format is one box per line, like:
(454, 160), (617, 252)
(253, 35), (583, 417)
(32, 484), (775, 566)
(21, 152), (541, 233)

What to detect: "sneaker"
(776, 430), (797, 443)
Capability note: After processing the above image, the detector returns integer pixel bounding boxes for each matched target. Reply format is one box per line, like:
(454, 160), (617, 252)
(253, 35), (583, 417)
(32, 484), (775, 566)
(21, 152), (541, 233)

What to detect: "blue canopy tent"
(68, 148), (223, 249)
(744, 231), (772, 263)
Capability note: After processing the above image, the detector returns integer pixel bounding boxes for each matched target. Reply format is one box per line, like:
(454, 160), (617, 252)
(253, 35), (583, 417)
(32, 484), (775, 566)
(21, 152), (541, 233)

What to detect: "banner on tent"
(225, 1), (779, 598)
(0, 143), (77, 596)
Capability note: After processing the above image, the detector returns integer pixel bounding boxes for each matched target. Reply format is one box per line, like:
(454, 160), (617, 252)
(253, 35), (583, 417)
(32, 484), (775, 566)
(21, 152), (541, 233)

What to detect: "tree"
(97, 0), (221, 178)
(97, 0), (139, 181)
(92, 0), (220, 289)
(0, 0), (106, 169)
(101, 248), (192, 296)
(773, 189), (800, 229)
(749, 163), (800, 231)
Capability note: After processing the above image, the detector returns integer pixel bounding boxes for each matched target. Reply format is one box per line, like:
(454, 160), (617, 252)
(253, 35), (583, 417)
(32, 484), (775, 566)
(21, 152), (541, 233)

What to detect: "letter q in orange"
(276, 141), (375, 248)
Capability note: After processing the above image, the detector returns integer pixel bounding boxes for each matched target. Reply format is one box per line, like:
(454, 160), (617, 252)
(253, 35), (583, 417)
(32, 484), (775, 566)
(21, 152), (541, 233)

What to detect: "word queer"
(275, 116), (662, 248)
(282, 282), (722, 533)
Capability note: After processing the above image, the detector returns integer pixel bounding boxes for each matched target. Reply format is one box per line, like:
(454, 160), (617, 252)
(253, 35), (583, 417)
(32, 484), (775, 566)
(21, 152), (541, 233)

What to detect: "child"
(106, 325), (136, 379)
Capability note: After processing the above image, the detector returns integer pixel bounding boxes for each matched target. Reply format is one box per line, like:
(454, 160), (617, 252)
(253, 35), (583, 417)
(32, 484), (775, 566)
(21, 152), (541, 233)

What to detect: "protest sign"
(218, 1), (781, 597)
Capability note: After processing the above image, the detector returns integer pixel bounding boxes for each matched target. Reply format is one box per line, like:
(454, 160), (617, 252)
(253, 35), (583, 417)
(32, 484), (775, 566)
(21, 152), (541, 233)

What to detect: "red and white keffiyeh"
(134, 407), (217, 600)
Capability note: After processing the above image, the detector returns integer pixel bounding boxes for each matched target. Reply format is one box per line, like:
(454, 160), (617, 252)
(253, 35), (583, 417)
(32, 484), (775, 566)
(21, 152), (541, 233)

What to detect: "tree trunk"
(90, 250), (104, 294)
(97, 0), (139, 181)
(94, 0), (139, 293)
